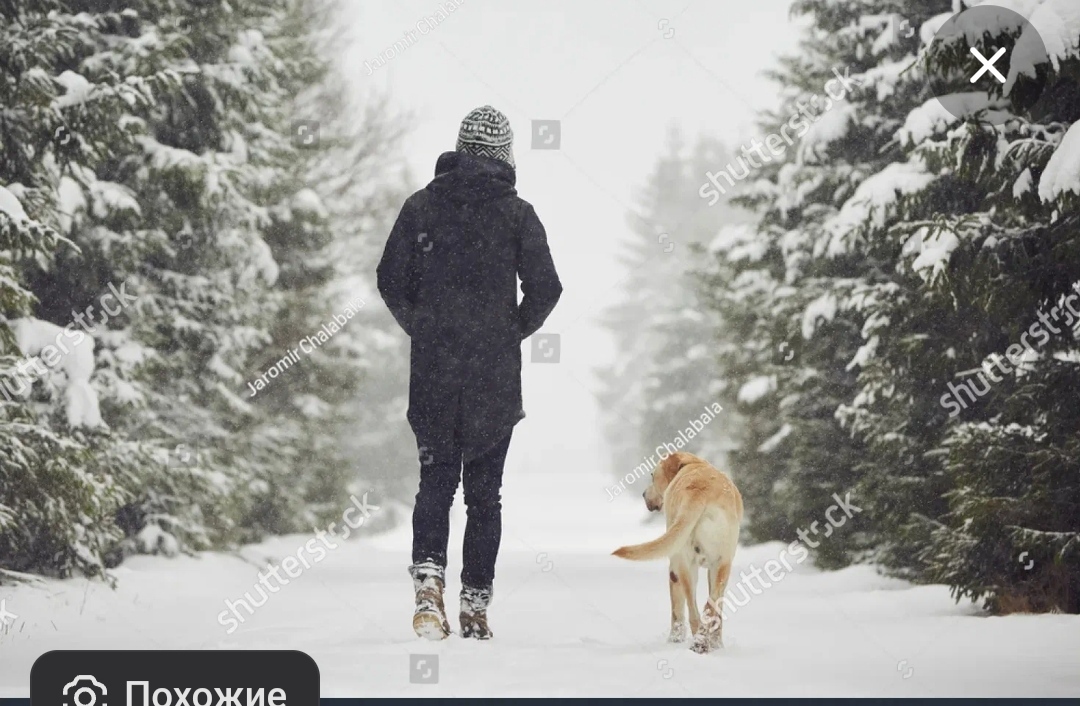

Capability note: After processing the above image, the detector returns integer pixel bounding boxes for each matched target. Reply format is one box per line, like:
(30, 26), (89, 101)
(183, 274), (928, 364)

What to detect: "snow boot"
(459, 585), (493, 640)
(410, 562), (450, 640)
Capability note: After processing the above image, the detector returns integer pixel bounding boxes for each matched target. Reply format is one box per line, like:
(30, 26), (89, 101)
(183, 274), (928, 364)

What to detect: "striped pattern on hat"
(456, 105), (515, 168)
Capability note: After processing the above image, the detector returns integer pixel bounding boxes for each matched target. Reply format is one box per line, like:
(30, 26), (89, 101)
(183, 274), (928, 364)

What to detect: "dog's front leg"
(667, 561), (688, 642)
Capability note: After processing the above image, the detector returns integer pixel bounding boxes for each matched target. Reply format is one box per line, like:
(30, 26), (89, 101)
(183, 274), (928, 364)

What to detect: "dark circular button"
(924, 5), (1050, 126)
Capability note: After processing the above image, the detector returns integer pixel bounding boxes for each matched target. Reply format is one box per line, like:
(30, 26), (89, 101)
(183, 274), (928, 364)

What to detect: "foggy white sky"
(343, 0), (805, 478)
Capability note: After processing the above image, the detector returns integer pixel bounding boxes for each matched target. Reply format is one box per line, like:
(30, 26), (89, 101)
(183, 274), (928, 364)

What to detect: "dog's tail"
(612, 501), (705, 561)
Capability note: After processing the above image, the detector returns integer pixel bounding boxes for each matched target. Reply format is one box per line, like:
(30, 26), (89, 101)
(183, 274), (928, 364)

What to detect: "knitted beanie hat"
(456, 105), (515, 168)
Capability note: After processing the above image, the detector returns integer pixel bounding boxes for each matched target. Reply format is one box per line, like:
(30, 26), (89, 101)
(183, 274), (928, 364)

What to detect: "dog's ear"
(659, 452), (689, 482)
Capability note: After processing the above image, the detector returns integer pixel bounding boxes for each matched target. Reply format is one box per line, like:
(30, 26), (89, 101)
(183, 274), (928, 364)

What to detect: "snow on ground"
(1, 469), (1079, 698)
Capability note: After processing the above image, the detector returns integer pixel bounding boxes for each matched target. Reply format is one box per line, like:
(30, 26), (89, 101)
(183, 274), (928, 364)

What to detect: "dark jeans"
(412, 431), (512, 589)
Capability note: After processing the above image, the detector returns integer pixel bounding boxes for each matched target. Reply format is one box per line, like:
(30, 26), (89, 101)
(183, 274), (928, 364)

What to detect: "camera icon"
(168, 442), (200, 468)
(63, 675), (107, 706)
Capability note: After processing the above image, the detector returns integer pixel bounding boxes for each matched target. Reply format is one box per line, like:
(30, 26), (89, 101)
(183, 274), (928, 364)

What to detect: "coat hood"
(426, 151), (517, 205)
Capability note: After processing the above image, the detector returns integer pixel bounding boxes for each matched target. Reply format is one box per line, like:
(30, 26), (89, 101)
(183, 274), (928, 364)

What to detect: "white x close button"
(970, 47), (1008, 84)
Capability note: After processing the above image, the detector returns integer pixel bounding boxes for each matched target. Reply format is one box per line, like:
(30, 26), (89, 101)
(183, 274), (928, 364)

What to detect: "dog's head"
(642, 451), (703, 512)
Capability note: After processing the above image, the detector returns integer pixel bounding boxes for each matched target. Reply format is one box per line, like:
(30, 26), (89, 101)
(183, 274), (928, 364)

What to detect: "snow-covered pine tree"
(299, 1), (417, 512)
(320, 140), (417, 508)
(17, 0), (313, 555)
(697, 215), (795, 545)
(195, 0), (349, 538)
(239, 0), (416, 532)
(846, 0), (1080, 611)
(769, 0), (1080, 609)
(698, 0), (935, 565)
(642, 138), (755, 470)
(0, 2), (165, 575)
(3, 0), (408, 574)
(598, 129), (748, 492)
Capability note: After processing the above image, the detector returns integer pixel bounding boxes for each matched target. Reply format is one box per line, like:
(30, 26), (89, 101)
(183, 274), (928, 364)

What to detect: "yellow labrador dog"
(613, 451), (742, 653)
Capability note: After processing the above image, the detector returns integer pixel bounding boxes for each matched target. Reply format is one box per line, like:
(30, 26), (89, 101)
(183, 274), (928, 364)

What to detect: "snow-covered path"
(1, 471), (1078, 698)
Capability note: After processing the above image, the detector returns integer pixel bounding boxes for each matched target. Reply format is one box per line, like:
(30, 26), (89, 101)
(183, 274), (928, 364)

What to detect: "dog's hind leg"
(667, 560), (688, 642)
(692, 561), (732, 654)
(676, 558), (701, 637)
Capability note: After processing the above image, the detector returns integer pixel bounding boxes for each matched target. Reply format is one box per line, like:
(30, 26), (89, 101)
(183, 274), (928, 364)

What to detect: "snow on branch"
(6, 317), (103, 429)
(1005, 0), (1080, 91)
(1038, 121), (1080, 203)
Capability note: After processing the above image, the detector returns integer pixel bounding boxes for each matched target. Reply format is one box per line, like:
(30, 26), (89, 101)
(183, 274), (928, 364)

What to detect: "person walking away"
(377, 105), (562, 640)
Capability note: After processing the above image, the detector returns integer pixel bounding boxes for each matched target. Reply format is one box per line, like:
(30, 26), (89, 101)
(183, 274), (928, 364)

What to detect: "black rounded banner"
(30, 651), (319, 706)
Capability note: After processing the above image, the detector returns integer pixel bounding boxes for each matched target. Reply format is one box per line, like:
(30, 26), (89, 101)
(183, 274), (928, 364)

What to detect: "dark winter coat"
(377, 151), (562, 461)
